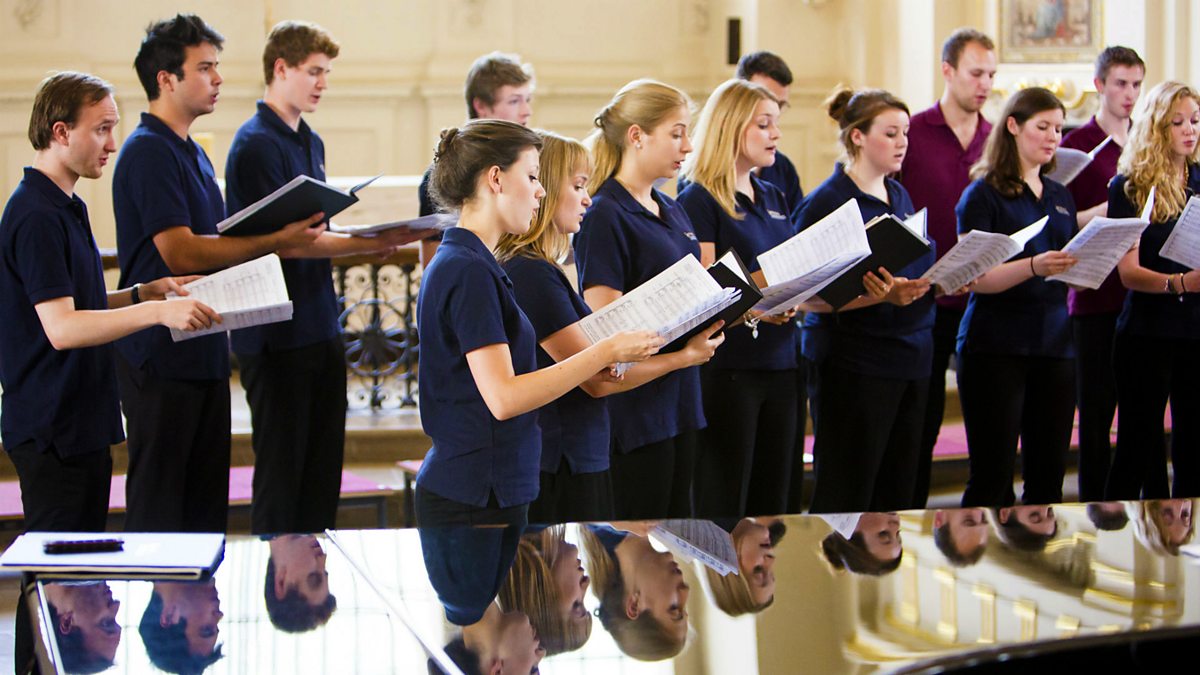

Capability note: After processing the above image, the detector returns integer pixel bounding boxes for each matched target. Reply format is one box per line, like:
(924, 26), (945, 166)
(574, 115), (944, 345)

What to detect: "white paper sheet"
(1158, 194), (1200, 269)
(329, 212), (458, 236)
(921, 217), (1047, 292)
(167, 254), (293, 341)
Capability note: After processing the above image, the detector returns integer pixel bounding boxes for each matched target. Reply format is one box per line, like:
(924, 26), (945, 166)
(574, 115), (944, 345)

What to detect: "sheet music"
(758, 199), (868, 284)
(1159, 195), (1200, 269)
(1046, 216), (1150, 288)
(1046, 147), (1093, 185)
(650, 520), (739, 576)
(713, 249), (751, 285)
(921, 230), (1024, 292)
(168, 254), (293, 341)
(577, 255), (735, 374)
(329, 212), (457, 236)
(752, 250), (870, 315)
(902, 208), (928, 239)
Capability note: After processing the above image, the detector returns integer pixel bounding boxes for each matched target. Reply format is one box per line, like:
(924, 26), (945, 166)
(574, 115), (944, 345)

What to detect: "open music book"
(922, 216), (1048, 292)
(650, 520), (739, 577)
(328, 212), (458, 236)
(167, 254), (292, 341)
(1049, 186), (1155, 288)
(815, 209), (933, 309)
(217, 174), (381, 236)
(1159, 190), (1200, 269)
(1045, 135), (1112, 185)
(753, 198), (871, 315)
(577, 255), (743, 375)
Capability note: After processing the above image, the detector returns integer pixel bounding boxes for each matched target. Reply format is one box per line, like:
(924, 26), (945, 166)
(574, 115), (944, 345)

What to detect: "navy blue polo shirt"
(416, 227), (540, 507)
(1111, 167), (1200, 338)
(113, 112), (229, 380)
(417, 164), (444, 243)
(795, 168), (936, 380)
(225, 101), (339, 354)
(502, 255), (610, 475)
(573, 177), (707, 452)
(955, 177), (1076, 357)
(419, 524), (521, 626)
(759, 150), (805, 216)
(677, 176), (797, 371)
(0, 168), (124, 456)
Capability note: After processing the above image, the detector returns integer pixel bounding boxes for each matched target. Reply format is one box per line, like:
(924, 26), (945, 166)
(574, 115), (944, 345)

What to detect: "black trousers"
(1073, 312), (1119, 501)
(913, 305), (963, 507)
(808, 360), (928, 513)
(958, 352), (1075, 507)
(696, 367), (797, 518)
(7, 441), (111, 533)
(610, 431), (696, 520)
(787, 354), (810, 513)
(1108, 332), (1200, 499)
(414, 485), (529, 528)
(238, 339), (347, 534)
(116, 356), (230, 532)
(527, 463), (615, 524)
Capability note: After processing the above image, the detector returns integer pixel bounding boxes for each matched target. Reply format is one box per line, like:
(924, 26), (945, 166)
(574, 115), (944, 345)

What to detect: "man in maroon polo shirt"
(1061, 46), (1145, 501)
(900, 28), (997, 506)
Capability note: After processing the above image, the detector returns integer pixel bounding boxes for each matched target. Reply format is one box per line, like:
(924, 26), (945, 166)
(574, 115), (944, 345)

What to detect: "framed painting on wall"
(999, 0), (1103, 63)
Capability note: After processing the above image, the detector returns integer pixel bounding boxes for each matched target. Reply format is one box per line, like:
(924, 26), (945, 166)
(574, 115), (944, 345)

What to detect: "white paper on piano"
(167, 254), (293, 342)
(1158, 193), (1200, 269)
(922, 216), (1048, 292)
(753, 198), (872, 315)
(1045, 135), (1111, 185)
(1048, 186), (1155, 288)
(650, 520), (739, 577)
(328, 212), (458, 236)
(576, 255), (741, 374)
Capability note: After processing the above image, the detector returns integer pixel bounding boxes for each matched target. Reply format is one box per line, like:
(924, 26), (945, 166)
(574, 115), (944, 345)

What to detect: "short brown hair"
(1095, 45), (1145, 82)
(736, 51), (793, 86)
(28, 71), (113, 151)
(263, 20), (340, 85)
(942, 27), (995, 68)
(464, 51), (534, 119)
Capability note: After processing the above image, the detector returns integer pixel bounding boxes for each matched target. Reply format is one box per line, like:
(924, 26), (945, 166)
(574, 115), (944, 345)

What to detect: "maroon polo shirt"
(900, 102), (992, 310)
(1061, 115), (1127, 316)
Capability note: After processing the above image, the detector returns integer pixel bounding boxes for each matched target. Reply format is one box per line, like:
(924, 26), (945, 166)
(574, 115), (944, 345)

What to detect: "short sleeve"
(445, 262), (510, 354)
(1107, 175), (1136, 219)
(677, 185), (722, 247)
(119, 138), (190, 236)
(12, 217), (73, 305)
(508, 260), (584, 340)
(575, 203), (631, 292)
(955, 182), (999, 235)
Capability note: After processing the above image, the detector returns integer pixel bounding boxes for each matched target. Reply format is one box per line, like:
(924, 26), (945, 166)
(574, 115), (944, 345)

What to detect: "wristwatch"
(131, 283), (142, 305)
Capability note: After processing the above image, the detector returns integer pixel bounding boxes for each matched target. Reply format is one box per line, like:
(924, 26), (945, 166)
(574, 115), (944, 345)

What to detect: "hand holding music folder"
(814, 209), (933, 310)
(1049, 186), (1155, 288)
(922, 215), (1049, 293)
(218, 174), (381, 236)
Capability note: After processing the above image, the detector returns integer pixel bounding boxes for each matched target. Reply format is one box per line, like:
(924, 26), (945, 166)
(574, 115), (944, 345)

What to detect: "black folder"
(816, 215), (931, 310)
(665, 249), (763, 350)
(217, 174), (380, 237)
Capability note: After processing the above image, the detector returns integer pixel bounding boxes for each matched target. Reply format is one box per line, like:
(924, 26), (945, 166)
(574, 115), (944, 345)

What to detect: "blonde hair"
(1118, 81), (1200, 223)
(586, 79), (692, 195)
(681, 78), (780, 219)
(1129, 500), (1197, 556)
(495, 131), (590, 265)
(497, 526), (591, 656)
(579, 527), (685, 661)
(699, 565), (772, 617)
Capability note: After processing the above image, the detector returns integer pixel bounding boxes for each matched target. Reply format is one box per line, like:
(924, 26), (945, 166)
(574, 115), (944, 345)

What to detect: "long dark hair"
(972, 87), (1065, 198)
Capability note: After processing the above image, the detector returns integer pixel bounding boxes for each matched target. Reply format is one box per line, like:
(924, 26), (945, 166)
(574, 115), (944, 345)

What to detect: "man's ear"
(624, 591), (641, 620)
(274, 564), (289, 600)
(160, 604), (182, 628)
(50, 120), (72, 147)
(472, 97), (491, 119)
(998, 507), (1013, 525)
(56, 609), (74, 635)
(933, 511), (946, 528)
(274, 57), (290, 82)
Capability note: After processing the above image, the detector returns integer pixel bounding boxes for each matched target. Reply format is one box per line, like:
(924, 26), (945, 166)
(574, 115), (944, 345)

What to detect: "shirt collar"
(255, 100), (312, 141)
(830, 165), (901, 208)
(599, 177), (669, 218)
(139, 112), (197, 154)
(22, 167), (77, 210)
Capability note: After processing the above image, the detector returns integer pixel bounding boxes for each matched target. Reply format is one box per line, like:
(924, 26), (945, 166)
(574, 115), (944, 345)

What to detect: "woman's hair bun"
(433, 126), (460, 162)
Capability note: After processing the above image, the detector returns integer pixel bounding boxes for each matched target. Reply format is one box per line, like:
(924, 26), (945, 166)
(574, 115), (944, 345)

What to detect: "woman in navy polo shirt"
(574, 79), (712, 519)
(676, 79), (798, 518)
(1106, 81), (1200, 499)
(417, 119), (663, 527)
(955, 87), (1079, 508)
(796, 89), (936, 514)
(497, 131), (723, 523)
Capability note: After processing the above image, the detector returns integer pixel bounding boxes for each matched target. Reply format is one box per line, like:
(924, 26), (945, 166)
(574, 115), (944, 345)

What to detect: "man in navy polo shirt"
(900, 28), (997, 506)
(225, 21), (427, 534)
(417, 51), (535, 267)
(0, 71), (219, 533)
(113, 14), (325, 533)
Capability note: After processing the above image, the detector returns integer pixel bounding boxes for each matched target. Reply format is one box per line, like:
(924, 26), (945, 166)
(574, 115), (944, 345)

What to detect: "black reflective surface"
(29, 500), (1199, 674)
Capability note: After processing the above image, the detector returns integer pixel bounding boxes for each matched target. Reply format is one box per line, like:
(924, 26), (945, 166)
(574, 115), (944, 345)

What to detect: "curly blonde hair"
(1118, 80), (1200, 223)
